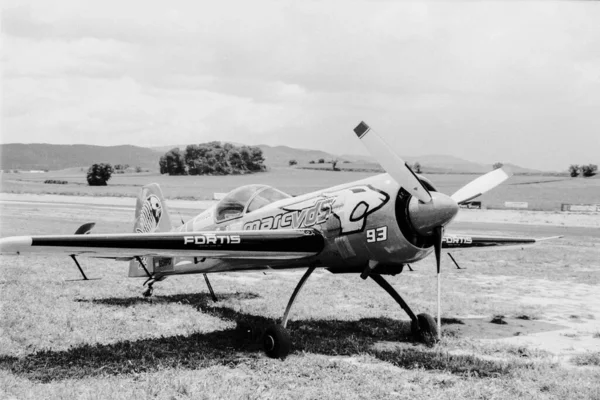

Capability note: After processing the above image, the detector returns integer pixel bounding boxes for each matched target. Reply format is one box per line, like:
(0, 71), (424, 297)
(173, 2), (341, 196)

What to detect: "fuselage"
(152, 174), (439, 278)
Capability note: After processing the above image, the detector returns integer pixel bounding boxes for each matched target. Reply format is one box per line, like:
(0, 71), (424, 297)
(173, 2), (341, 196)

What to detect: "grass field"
(0, 201), (599, 399)
(2, 167), (599, 211)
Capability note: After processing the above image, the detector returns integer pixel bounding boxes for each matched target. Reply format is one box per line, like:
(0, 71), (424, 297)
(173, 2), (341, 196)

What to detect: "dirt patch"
(443, 318), (565, 340)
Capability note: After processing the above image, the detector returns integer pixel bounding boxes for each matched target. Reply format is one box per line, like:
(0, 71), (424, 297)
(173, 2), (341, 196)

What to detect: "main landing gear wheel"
(416, 313), (439, 345)
(263, 324), (291, 360)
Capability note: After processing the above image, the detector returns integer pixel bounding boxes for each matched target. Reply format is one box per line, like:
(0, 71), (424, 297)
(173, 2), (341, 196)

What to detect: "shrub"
(44, 180), (68, 184)
(581, 164), (598, 177)
(493, 162), (504, 170)
(309, 160), (315, 164)
(569, 164), (580, 177)
(86, 163), (114, 186)
(289, 159), (298, 166)
(318, 158), (325, 164)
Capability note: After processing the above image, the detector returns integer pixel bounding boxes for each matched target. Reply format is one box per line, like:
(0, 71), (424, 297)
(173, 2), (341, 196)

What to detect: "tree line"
(159, 142), (266, 175)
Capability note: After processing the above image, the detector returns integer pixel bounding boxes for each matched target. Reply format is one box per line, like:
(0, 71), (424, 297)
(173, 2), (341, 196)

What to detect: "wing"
(442, 234), (561, 252)
(0, 229), (324, 260)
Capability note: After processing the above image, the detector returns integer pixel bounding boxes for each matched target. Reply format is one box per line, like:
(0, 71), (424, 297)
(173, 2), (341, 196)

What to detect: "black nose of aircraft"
(407, 192), (459, 236)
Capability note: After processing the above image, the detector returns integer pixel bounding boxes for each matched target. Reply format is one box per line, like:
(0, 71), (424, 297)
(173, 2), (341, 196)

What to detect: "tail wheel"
(417, 313), (439, 345)
(263, 324), (291, 360)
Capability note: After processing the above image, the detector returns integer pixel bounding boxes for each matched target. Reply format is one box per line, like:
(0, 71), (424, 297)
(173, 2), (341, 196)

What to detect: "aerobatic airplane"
(0, 122), (558, 359)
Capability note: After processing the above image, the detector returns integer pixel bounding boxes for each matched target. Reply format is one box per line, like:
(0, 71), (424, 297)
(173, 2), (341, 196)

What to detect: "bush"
(44, 180), (68, 184)
(581, 164), (598, 177)
(318, 158), (325, 164)
(309, 160), (315, 164)
(86, 163), (114, 186)
(332, 160), (339, 171)
(493, 162), (504, 170)
(289, 159), (298, 166)
(569, 164), (580, 177)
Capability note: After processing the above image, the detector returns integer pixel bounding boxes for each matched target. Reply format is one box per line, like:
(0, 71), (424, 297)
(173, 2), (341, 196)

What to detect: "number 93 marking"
(366, 226), (387, 243)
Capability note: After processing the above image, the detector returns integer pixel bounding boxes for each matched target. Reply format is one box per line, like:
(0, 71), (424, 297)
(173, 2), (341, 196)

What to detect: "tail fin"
(133, 183), (172, 234)
(128, 184), (173, 277)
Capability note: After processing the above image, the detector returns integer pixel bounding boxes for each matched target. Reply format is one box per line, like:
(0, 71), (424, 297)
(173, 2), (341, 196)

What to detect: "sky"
(1, 1), (599, 171)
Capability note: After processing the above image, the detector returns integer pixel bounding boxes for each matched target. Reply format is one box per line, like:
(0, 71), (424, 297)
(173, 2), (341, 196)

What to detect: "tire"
(417, 313), (439, 345)
(262, 324), (291, 360)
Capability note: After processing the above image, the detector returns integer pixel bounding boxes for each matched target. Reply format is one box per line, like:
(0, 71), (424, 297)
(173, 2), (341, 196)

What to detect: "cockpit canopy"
(215, 184), (291, 223)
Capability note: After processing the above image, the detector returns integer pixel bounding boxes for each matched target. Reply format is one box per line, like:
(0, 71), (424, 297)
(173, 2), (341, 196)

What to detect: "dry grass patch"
(571, 352), (600, 367)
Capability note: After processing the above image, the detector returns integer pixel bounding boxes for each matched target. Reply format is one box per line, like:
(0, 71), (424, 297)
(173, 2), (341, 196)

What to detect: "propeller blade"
(354, 122), (432, 204)
(433, 226), (443, 340)
(450, 167), (512, 205)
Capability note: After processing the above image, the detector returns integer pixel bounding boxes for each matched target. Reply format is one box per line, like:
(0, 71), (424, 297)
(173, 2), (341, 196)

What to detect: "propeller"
(354, 122), (432, 204)
(451, 167), (512, 205)
(433, 226), (443, 339)
(353, 121), (514, 342)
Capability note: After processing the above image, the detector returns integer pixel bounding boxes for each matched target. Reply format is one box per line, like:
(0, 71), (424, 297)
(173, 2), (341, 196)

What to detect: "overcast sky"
(1, 1), (599, 171)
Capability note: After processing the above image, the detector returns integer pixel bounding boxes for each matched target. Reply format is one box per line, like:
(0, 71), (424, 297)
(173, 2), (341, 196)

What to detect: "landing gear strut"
(369, 273), (438, 345)
(263, 266), (316, 359)
(241, 266), (437, 359)
(142, 283), (154, 297)
(237, 266), (316, 359)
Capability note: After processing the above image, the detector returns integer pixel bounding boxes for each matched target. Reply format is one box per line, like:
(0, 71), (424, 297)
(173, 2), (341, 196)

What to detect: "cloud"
(1, 1), (599, 170)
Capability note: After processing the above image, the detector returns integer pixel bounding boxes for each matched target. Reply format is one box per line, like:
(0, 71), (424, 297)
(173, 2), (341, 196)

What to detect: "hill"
(1, 144), (162, 171)
(2, 142), (542, 174)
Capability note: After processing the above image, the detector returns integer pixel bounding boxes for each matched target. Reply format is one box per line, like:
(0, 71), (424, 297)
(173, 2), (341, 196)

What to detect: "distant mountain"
(339, 153), (540, 174)
(257, 145), (341, 167)
(1, 142), (541, 174)
(0, 144), (162, 171)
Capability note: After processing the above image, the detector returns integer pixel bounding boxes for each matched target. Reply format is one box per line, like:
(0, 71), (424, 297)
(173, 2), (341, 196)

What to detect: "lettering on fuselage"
(442, 236), (473, 245)
(183, 234), (241, 245)
(243, 198), (334, 231)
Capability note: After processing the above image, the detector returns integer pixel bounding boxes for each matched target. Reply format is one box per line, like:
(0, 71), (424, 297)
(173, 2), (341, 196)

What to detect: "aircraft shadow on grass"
(0, 292), (512, 383)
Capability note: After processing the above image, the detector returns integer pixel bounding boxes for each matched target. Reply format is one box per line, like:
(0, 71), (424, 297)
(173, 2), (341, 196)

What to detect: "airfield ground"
(0, 191), (599, 399)
(2, 167), (599, 210)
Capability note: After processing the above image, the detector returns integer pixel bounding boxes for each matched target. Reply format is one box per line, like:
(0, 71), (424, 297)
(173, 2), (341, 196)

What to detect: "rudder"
(128, 184), (173, 277)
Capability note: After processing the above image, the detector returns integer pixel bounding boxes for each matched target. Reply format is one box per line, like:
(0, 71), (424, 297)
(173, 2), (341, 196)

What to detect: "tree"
(581, 164), (598, 177)
(493, 162), (504, 170)
(413, 162), (421, 173)
(318, 158), (325, 164)
(332, 159), (339, 171)
(87, 163), (114, 186)
(569, 164), (580, 177)
(289, 159), (298, 166)
(247, 146), (266, 172)
(160, 148), (187, 175)
(309, 160), (315, 164)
